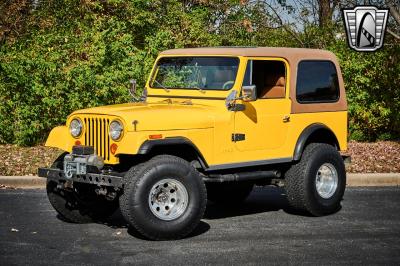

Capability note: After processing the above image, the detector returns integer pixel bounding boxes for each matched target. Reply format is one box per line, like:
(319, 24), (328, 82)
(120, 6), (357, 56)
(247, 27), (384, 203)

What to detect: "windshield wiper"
(153, 79), (205, 93)
(152, 79), (170, 93)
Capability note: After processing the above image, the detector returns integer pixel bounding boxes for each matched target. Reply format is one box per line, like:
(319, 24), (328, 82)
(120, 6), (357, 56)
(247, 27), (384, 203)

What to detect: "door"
(234, 58), (291, 152)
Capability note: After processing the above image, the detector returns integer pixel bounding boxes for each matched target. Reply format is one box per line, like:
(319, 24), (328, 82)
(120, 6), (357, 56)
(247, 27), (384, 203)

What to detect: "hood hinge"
(232, 133), (245, 142)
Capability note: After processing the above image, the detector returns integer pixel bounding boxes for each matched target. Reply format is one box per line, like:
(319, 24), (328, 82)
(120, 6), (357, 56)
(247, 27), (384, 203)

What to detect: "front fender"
(45, 126), (74, 152)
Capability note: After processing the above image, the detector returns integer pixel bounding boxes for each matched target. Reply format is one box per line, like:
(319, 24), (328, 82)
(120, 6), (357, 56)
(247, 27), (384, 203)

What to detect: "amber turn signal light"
(149, 134), (163, 140)
(110, 143), (118, 155)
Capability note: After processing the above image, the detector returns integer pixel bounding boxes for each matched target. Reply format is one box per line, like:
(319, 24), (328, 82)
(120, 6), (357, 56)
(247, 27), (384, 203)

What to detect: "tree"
(386, 0), (400, 40)
(0, 0), (399, 144)
(317, 0), (339, 27)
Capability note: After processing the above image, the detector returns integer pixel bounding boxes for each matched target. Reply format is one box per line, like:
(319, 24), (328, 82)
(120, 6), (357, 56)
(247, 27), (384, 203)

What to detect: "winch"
(63, 146), (104, 179)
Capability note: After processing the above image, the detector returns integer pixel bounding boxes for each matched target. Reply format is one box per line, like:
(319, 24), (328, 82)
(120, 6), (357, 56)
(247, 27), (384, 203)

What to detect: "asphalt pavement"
(0, 187), (399, 265)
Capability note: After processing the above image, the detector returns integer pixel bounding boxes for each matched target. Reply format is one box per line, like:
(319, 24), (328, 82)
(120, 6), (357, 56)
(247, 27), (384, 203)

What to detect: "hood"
(71, 101), (217, 131)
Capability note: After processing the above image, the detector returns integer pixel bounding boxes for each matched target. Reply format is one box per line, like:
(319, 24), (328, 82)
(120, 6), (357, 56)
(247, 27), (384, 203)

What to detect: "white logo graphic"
(343, 6), (389, 51)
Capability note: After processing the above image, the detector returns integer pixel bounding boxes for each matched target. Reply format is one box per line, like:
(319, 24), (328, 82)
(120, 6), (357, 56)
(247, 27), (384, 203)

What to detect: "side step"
(203, 170), (281, 183)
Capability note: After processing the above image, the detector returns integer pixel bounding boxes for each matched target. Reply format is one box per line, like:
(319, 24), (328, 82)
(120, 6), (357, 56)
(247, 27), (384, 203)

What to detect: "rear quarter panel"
(288, 111), (348, 153)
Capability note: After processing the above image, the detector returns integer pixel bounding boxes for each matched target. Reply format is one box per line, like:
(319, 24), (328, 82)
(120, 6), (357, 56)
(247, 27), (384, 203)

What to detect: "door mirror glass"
(129, 79), (146, 102)
(242, 85), (257, 102)
(129, 79), (137, 98)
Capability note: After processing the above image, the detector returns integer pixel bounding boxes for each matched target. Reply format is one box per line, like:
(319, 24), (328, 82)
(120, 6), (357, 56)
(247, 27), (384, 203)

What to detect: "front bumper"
(38, 167), (124, 188)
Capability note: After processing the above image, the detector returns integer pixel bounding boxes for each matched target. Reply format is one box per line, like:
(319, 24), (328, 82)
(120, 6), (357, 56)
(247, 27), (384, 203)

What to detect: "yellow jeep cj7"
(39, 47), (348, 240)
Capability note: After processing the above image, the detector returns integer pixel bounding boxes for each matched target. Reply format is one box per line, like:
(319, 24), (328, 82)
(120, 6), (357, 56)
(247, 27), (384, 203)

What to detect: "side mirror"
(129, 79), (137, 98)
(242, 85), (257, 102)
(225, 90), (246, 111)
(225, 90), (237, 108)
(129, 79), (147, 102)
(140, 87), (147, 102)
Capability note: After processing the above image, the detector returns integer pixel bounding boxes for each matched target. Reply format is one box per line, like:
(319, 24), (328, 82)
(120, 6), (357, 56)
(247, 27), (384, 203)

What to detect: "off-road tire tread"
(47, 181), (118, 223)
(47, 181), (93, 223)
(119, 155), (207, 240)
(285, 143), (346, 216)
(46, 154), (118, 223)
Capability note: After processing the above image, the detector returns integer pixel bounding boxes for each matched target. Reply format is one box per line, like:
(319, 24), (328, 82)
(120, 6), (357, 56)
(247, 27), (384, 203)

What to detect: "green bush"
(0, 0), (399, 145)
(0, 26), (134, 145)
(329, 42), (400, 141)
(0, 1), (160, 145)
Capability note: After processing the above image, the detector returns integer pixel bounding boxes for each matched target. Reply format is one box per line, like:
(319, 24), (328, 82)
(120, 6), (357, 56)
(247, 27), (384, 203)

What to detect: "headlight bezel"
(109, 119), (124, 141)
(69, 118), (83, 138)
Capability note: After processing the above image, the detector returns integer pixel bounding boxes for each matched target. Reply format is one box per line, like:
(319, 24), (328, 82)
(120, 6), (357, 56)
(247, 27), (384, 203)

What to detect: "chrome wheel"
(315, 163), (338, 199)
(148, 178), (189, 221)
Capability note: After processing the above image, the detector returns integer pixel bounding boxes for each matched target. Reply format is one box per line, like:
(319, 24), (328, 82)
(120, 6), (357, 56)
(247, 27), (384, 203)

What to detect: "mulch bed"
(0, 145), (62, 176)
(343, 141), (400, 173)
(0, 141), (399, 176)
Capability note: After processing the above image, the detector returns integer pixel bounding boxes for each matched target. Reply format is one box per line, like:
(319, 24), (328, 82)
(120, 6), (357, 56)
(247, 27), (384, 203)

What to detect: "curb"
(346, 173), (400, 187)
(1, 173), (400, 189)
(0, 176), (46, 189)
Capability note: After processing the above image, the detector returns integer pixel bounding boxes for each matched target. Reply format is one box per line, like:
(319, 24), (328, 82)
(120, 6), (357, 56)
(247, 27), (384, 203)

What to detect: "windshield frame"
(148, 56), (241, 92)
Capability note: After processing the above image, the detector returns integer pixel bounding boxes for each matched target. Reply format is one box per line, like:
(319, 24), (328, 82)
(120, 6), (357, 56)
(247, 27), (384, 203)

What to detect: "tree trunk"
(387, 2), (400, 25)
(318, 0), (333, 28)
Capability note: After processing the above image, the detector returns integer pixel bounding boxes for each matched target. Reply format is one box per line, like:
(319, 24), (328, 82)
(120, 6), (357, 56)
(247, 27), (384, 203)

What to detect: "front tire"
(284, 143), (346, 216)
(46, 154), (118, 223)
(46, 181), (119, 223)
(119, 155), (207, 240)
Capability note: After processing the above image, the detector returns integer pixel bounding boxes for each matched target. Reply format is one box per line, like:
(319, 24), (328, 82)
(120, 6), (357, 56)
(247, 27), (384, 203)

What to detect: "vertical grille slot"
(106, 119), (110, 161)
(96, 118), (99, 156)
(82, 116), (111, 162)
(84, 118), (87, 145)
(91, 118), (94, 147)
(102, 118), (107, 160)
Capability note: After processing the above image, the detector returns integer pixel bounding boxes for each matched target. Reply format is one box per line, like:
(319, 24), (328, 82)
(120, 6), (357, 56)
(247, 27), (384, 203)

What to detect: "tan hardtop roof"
(160, 46), (346, 114)
(160, 47), (337, 61)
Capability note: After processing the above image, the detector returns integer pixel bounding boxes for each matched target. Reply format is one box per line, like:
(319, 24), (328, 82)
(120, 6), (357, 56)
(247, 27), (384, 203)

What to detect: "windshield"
(150, 57), (239, 90)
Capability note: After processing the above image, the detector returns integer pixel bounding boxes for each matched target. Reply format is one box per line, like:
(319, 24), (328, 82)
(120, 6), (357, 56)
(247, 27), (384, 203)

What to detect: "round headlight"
(69, 118), (83, 138)
(109, 120), (124, 141)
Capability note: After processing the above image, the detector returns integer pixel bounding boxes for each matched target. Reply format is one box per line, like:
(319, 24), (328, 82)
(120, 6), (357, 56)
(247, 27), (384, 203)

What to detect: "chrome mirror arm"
(225, 90), (246, 111)
(129, 79), (147, 102)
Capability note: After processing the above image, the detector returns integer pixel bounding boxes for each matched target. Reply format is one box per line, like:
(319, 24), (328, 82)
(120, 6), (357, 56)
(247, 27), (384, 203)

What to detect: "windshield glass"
(150, 57), (239, 90)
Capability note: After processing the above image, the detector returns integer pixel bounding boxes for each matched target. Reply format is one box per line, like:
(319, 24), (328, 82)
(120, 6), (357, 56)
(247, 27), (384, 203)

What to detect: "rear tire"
(119, 155), (207, 240)
(206, 182), (254, 205)
(284, 143), (346, 216)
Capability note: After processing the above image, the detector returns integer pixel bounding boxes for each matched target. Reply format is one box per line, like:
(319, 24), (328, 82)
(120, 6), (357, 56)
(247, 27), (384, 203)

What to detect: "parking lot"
(1, 186), (399, 265)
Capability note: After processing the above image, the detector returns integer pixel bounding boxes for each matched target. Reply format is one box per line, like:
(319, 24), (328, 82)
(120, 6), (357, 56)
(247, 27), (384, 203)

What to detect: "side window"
(296, 61), (339, 103)
(243, 60), (286, 99)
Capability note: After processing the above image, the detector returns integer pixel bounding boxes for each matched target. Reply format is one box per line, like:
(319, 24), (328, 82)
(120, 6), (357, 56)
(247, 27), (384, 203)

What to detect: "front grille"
(83, 117), (110, 161)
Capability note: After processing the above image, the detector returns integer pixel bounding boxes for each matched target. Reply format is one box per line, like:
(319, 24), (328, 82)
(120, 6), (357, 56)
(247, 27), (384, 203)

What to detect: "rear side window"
(296, 61), (339, 103)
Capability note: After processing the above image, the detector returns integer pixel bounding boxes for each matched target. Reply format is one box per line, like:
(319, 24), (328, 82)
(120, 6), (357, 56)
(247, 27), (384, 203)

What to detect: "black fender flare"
(137, 137), (208, 169)
(293, 123), (339, 161)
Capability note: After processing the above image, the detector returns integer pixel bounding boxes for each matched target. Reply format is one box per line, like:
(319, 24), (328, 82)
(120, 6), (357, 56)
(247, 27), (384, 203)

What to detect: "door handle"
(283, 115), (290, 123)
